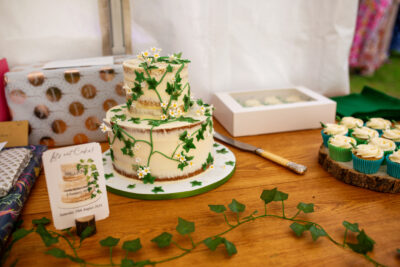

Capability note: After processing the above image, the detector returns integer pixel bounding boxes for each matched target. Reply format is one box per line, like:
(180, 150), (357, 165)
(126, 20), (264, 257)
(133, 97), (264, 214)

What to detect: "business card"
(42, 143), (109, 229)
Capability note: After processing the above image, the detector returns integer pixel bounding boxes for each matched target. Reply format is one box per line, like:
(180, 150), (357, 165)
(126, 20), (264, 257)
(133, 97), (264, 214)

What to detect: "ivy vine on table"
(3, 188), (396, 267)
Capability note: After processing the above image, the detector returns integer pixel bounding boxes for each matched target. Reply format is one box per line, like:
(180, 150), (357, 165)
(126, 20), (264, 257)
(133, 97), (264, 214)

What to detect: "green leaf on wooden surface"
(346, 230), (375, 254)
(122, 238), (142, 252)
(151, 232), (172, 248)
(203, 237), (223, 251)
(297, 202), (314, 213)
(309, 225), (327, 241)
(342, 221), (360, 233)
(260, 188), (277, 204)
(36, 224), (59, 247)
(99, 236), (120, 247)
(273, 190), (289, 201)
(45, 248), (66, 258)
(209, 205), (227, 213)
(32, 217), (51, 225)
(121, 258), (135, 267)
(176, 217), (195, 235)
(79, 226), (95, 244)
(12, 228), (33, 242)
(290, 222), (307, 237)
(223, 238), (237, 256)
(228, 199), (245, 213)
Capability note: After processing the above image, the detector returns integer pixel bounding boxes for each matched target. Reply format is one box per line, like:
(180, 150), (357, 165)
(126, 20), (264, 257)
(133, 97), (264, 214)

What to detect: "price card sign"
(42, 143), (109, 229)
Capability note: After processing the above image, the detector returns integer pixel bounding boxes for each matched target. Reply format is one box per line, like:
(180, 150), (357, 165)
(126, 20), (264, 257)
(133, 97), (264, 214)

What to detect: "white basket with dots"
(5, 56), (134, 147)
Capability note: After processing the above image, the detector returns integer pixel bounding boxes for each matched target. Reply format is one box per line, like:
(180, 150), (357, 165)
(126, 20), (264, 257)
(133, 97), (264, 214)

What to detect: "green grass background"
(350, 55), (400, 98)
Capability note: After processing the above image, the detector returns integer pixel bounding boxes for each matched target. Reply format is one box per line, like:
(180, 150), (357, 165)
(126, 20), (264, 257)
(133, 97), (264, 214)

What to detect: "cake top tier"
(122, 49), (192, 120)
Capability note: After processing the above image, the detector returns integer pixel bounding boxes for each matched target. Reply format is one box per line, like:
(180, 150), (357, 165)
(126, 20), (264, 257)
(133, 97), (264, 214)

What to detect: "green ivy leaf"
(104, 173), (114, 180)
(216, 148), (228, 154)
(209, 205), (227, 213)
(183, 94), (191, 112)
(143, 174), (156, 184)
(135, 70), (145, 83)
(152, 186), (164, 194)
(135, 260), (152, 267)
(36, 224), (59, 247)
(151, 232), (173, 248)
(45, 247), (67, 258)
(121, 258), (135, 267)
(176, 217), (195, 235)
(166, 64), (173, 73)
(99, 236), (120, 247)
(79, 226), (95, 244)
(397, 248), (400, 254)
(203, 237), (223, 251)
(273, 190), (289, 201)
(190, 180), (202, 187)
(122, 238), (142, 252)
(196, 99), (204, 106)
(228, 199), (246, 213)
(260, 188), (278, 204)
(206, 153), (214, 164)
(342, 221), (360, 233)
(346, 230), (375, 254)
(223, 238), (237, 256)
(32, 217), (51, 225)
(297, 202), (314, 213)
(12, 228), (33, 242)
(127, 184), (136, 189)
(177, 117), (199, 123)
(179, 130), (188, 141)
(213, 143), (220, 147)
(309, 225), (327, 241)
(290, 222), (307, 237)
(111, 108), (122, 112)
(128, 118), (141, 124)
(183, 138), (196, 153)
(146, 77), (158, 90)
(225, 161), (235, 166)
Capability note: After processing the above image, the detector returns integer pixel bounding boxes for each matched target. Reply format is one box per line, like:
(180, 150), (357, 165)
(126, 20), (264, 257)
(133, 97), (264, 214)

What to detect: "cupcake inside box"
(231, 88), (315, 108)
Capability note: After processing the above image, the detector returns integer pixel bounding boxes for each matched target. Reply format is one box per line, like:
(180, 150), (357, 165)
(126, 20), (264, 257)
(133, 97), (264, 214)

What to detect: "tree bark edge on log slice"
(318, 144), (400, 193)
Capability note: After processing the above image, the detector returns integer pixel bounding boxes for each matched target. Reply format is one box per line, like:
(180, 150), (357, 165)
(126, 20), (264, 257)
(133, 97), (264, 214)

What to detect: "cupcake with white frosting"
(328, 135), (356, 162)
(352, 144), (384, 174)
(387, 150), (400, 178)
(369, 137), (396, 164)
(382, 129), (400, 147)
(320, 123), (348, 147)
(339, 117), (363, 135)
(365, 118), (392, 135)
(350, 126), (379, 145)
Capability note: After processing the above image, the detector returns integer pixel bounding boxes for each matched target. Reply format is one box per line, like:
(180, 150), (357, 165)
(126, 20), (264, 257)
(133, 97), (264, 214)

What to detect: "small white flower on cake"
(142, 51), (149, 57)
(179, 156), (186, 163)
(161, 114), (167, 120)
(171, 102), (178, 109)
(160, 101), (167, 108)
(125, 87), (133, 95)
(138, 171), (144, 179)
(151, 47), (157, 53)
(177, 109), (183, 116)
(169, 109), (176, 117)
(143, 167), (150, 174)
(169, 54), (176, 61)
(100, 123), (111, 133)
(188, 161), (193, 167)
(196, 106), (206, 116)
(175, 153), (181, 159)
(172, 77), (176, 83)
(210, 164), (214, 169)
(146, 58), (152, 64)
(154, 53), (160, 59)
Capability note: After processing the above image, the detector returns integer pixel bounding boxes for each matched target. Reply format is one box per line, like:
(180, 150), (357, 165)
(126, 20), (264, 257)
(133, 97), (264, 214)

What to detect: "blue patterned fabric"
(0, 145), (46, 253)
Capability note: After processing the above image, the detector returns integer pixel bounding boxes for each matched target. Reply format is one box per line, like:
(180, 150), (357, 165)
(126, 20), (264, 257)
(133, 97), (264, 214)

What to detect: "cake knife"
(214, 132), (307, 175)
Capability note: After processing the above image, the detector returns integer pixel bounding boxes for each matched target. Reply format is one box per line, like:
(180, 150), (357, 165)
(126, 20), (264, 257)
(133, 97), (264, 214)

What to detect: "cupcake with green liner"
(328, 135), (356, 162)
(368, 137), (396, 165)
(320, 122), (348, 147)
(382, 129), (400, 148)
(352, 144), (384, 174)
(350, 126), (379, 145)
(387, 150), (400, 178)
(339, 116), (363, 135)
(365, 118), (392, 135)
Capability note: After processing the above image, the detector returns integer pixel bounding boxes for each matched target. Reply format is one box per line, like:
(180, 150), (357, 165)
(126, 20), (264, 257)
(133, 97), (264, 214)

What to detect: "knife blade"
(214, 131), (307, 175)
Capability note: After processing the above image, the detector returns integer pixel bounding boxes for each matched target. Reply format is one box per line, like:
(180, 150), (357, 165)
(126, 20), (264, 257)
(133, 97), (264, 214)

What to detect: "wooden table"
(5, 120), (400, 267)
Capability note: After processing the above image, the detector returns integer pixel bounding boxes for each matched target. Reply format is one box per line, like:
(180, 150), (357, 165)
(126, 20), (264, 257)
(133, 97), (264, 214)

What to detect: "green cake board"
(103, 142), (236, 200)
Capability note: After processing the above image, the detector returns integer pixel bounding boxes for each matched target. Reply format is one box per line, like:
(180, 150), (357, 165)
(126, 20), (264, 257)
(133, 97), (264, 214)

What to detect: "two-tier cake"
(102, 49), (214, 183)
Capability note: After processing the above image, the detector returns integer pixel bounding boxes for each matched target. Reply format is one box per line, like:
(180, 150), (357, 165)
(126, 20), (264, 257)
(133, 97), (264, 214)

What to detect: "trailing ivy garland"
(76, 159), (101, 199)
(3, 188), (393, 267)
(102, 51), (214, 184)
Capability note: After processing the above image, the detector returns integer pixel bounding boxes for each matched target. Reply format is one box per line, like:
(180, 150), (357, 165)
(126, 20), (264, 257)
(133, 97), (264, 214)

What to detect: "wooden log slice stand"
(318, 144), (400, 193)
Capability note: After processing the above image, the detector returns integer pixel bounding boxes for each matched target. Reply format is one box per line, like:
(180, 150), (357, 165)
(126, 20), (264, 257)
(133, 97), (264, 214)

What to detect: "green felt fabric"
(331, 86), (400, 120)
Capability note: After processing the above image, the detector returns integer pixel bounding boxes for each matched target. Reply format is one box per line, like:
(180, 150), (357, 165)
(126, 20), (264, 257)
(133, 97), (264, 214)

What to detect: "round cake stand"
(102, 142), (236, 200)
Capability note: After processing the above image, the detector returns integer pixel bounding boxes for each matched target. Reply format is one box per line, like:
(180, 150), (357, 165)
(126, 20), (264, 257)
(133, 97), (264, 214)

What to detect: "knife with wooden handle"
(214, 132), (307, 175)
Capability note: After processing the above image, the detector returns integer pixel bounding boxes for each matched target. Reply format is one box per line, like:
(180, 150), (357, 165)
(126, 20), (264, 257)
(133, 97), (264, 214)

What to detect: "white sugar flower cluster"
(160, 101), (183, 119)
(100, 122), (111, 133)
(175, 152), (193, 167)
(137, 166), (151, 179)
(137, 47), (162, 64)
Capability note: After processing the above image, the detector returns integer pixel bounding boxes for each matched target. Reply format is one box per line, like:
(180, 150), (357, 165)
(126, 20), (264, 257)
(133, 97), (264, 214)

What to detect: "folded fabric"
(331, 86), (400, 120)
(0, 145), (46, 255)
(0, 148), (33, 197)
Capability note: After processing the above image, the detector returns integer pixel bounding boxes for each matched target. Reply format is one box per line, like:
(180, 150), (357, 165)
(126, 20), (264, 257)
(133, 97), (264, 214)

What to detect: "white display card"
(42, 143), (109, 229)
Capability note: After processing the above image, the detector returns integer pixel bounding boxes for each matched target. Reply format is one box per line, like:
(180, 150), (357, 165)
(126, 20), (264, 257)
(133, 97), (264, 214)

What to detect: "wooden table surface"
(5, 120), (400, 267)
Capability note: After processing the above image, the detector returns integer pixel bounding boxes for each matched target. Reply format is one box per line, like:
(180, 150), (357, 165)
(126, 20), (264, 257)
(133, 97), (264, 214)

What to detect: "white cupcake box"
(212, 87), (336, 136)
